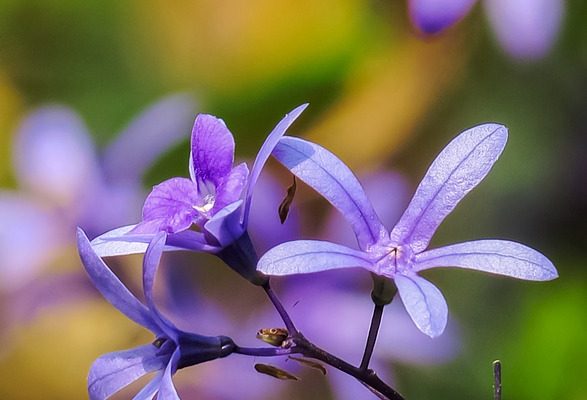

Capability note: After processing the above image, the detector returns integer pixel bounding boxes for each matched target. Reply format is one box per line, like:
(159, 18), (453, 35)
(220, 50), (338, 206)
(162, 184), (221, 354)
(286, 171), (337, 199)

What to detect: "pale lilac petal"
(88, 344), (168, 400)
(323, 171), (410, 248)
(77, 228), (161, 333)
(0, 192), (65, 291)
(91, 225), (218, 257)
(134, 178), (200, 234)
(203, 200), (244, 247)
(395, 274), (448, 338)
(390, 124), (507, 253)
(103, 94), (196, 182)
(257, 240), (375, 276)
(143, 233), (179, 341)
(485, 0), (564, 60)
(414, 240), (558, 280)
(242, 104), (308, 226)
(190, 114), (235, 187)
(409, 0), (477, 34)
(273, 137), (388, 250)
(157, 349), (181, 400)
(213, 162), (249, 212)
(13, 105), (100, 207)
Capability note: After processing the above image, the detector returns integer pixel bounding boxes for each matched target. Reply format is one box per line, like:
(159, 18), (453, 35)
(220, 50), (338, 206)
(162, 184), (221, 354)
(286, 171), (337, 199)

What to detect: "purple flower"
(77, 229), (234, 399)
(258, 124), (558, 337)
(91, 105), (307, 284)
(408, 0), (564, 60)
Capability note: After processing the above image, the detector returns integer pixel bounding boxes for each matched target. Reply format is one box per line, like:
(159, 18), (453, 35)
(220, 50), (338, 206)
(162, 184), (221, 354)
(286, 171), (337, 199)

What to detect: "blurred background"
(0, 0), (586, 399)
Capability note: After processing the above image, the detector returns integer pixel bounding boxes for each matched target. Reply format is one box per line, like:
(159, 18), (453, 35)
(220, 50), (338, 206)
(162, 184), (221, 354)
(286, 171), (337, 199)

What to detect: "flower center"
(193, 177), (217, 215)
(372, 243), (415, 278)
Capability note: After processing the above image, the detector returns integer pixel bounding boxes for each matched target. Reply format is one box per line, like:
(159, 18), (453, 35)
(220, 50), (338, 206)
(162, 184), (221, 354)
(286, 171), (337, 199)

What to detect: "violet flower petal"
(273, 137), (387, 250)
(484, 0), (564, 61)
(204, 200), (245, 247)
(242, 103), (308, 227)
(134, 177), (201, 234)
(143, 233), (180, 341)
(77, 228), (161, 334)
(213, 162), (249, 212)
(257, 240), (375, 276)
(390, 124), (507, 252)
(88, 344), (168, 400)
(103, 94), (196, 183)
(190, 114), (235, 187)
(409, 0), (477, 34)
(157, 349), (181, 400)
(414, 240), (558, 280)
(91, 225), (218, 257)
(395, 274), (448, 337)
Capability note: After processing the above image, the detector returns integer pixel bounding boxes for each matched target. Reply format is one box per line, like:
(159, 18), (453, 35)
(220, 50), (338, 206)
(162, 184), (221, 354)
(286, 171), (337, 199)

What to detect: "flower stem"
(262, 280), (297, 334)
(360, 303), (384, 371)
(233, 345), (295, 357)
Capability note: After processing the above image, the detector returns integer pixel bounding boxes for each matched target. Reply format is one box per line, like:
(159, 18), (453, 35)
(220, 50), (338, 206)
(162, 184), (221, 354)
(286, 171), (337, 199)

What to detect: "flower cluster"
(78, 105), (557, 399)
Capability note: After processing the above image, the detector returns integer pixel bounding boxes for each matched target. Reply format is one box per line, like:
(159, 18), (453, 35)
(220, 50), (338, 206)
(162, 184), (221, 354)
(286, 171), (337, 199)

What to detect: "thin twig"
(493, 360), (502, 400)
(294, 332), (405, 400)
(262, 281), (297, 334)
(360, 303), (384, 370)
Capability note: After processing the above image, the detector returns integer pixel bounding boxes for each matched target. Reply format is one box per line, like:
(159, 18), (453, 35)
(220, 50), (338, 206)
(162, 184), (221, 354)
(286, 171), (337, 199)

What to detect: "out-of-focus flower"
(0, 94), (196, 292)
(408, 0), (565, 60)
(77, 230), (234, 399)
(91, 104), (307, 284)
(259, 124), (558, 337)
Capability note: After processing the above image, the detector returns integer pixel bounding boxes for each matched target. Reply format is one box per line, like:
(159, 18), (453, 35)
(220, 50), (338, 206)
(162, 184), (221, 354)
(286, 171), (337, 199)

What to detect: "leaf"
(278, 176), (297, 224)
(254, 364), (299, 381)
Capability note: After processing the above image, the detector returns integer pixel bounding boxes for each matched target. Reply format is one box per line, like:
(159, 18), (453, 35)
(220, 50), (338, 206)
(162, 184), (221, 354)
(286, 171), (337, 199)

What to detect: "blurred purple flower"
(91, 104), (307, 284)
(258, 124), (558, 337)
(0, 94), (196, 292)
(408, 0), (564, 60)
(77, 229), (234, 400)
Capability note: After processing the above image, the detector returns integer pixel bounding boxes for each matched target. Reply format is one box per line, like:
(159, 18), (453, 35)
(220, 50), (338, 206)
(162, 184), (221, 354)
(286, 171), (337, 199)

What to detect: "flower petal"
(390, 124), (508, 253)
(13, 105), (100, 207)
(190, 114), (235, 187)
(409, 0), (477, 34)
(91, 225), (219, 257)
(204, 200), (245, 247)
(134, 177), (201, 234)
(77, 228), (161, 333)
(157, 349), (181, 400)
(395, 274), (448, 338)
(257, 240), (375, 276)
(103, 94), (196, 183)
(213, 162), (249, 212)
(484, 0), (564, 61)
(273, 137), (387, 250)
(143, 233), (180, 341)
(414, 240), (558, 280)
(0, 192), (65, 291)
(242, 104), (308, 226)
(88, 344), (169, 400)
